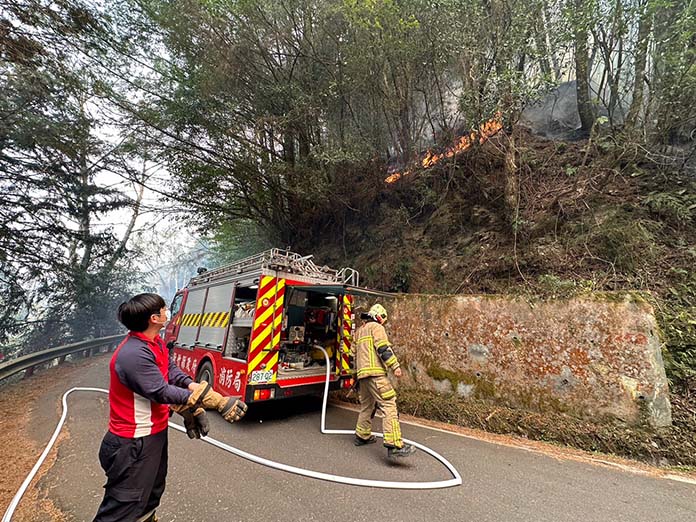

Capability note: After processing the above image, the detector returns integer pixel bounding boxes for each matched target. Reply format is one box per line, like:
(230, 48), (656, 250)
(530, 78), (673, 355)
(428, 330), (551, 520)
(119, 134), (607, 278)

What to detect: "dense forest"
(1, 0), (694, 398)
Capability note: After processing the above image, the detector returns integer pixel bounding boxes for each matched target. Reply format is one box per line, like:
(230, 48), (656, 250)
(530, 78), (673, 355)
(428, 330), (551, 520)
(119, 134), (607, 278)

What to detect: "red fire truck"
(163, 249), (381, 403)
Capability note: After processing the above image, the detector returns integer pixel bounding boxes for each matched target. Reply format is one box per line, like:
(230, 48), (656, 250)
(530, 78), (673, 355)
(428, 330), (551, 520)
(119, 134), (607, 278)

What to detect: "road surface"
(11, 355), (696, 522)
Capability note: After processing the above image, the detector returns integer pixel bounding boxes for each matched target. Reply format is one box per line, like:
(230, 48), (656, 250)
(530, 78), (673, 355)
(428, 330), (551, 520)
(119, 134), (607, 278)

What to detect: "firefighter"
(93, 293), (248, 522)
(353, 303), (416, 458)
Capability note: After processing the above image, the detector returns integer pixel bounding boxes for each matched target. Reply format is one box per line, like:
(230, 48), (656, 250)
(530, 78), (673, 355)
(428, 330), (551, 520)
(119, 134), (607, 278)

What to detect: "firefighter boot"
(387, 443), (416, 458)
(354, 435), (377, 446)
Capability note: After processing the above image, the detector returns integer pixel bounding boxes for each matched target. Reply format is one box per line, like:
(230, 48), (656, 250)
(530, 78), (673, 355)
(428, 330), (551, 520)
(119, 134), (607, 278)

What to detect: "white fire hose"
(2, 347), (461, 521)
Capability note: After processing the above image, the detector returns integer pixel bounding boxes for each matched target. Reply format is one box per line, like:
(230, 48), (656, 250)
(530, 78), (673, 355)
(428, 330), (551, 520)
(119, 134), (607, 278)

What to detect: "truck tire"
(197, 361), (214, 385)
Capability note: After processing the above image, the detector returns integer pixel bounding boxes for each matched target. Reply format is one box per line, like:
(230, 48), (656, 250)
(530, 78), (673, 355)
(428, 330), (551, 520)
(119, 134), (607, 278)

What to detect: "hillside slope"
(303, 126), (695, 386)
(306, 126), (696, 466)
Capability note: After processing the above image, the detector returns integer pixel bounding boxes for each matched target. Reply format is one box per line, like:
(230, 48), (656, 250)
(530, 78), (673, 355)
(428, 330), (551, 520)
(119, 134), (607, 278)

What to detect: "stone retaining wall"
(379, 292), (671, 427)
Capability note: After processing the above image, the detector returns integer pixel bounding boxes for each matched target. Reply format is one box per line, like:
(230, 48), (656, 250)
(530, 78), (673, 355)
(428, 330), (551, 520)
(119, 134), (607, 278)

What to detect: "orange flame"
(385, 114), (503, 183)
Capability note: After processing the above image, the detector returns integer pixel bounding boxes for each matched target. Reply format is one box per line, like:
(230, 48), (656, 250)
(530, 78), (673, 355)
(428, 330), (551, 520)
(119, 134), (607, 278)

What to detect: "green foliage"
(391, 258), (412, 293)
(643, 190), (696, 228)
(650, 0), (696, 142)
(656, 265), (696, 388)
(0, 0), (155, 351)
(2, 0), (695, 388)
(579, 210), (661, 272)
(208, 221), (274, 266)
(538, 274), (597, 298)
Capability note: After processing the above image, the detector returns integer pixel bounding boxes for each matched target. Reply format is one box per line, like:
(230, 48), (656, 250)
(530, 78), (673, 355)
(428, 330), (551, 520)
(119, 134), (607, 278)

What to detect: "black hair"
(117, 293), (166, 332)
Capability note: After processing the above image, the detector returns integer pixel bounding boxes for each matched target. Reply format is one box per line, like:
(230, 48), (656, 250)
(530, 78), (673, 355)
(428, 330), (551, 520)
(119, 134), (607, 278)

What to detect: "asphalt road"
(19, 355), (696, 522)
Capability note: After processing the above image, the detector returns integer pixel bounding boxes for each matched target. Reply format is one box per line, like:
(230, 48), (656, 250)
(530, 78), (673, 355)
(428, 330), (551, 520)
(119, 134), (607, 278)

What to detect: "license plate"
(250, 370), (274, 383)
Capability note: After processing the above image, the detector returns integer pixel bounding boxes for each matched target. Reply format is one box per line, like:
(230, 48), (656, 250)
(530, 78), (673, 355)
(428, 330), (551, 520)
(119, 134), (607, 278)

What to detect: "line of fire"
(384, 113), (504, 184)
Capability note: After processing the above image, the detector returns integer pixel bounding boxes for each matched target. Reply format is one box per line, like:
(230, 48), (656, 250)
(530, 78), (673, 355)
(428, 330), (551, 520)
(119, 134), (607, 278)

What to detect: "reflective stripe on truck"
(247, 275), (285, 384)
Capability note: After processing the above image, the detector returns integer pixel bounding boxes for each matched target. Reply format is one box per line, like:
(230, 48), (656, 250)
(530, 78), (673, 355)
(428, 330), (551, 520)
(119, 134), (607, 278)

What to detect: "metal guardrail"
(0, 334), (123, 382)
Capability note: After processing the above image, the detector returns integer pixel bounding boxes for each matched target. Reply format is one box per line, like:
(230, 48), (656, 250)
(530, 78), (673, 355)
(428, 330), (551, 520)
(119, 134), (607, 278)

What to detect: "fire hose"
(2, 347), (461, 521)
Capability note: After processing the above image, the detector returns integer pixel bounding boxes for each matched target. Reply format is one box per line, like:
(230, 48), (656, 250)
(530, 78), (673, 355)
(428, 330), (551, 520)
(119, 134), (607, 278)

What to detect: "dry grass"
(334, 382), (696, 470)
(393, 388), (696, 468)
(0, 359), (104, 521)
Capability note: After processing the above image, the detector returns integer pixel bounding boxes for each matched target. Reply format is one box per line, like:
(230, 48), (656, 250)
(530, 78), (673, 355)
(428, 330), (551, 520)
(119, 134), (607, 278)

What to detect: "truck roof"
(188, 248), (359, 288)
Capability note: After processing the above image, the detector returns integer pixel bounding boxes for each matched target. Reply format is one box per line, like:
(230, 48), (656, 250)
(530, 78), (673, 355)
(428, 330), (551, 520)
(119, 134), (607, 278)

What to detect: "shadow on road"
(242, 395), (325, 423)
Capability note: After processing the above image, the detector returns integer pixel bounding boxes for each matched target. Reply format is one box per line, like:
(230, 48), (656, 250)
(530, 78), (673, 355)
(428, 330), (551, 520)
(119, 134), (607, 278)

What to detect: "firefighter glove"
(192, 407), (210, 436)
(188, 381), (248, 423)
(220, 398), (247, 422)
(170, 405), (209, 439)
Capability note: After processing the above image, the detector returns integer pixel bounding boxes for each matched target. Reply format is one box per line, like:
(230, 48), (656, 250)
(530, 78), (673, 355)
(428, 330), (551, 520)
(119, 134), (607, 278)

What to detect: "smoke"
(521, 80), (616, 140)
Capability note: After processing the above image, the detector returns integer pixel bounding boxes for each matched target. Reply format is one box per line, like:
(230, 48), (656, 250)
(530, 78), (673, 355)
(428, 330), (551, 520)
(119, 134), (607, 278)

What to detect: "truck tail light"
(253, 388), (275, 401)
(342, 378), (354, 389)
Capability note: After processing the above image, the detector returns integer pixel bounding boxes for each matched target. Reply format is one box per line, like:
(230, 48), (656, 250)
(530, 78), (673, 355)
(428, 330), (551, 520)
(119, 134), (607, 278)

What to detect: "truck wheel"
(197, 361), (214, 384)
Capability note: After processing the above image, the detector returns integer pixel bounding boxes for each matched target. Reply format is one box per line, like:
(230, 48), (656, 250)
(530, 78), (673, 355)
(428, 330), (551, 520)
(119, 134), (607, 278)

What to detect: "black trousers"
(93, 429), (168, 522)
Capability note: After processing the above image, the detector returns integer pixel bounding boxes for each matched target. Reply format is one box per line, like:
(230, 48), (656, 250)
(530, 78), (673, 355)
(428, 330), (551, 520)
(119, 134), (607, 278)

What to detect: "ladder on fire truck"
(189, 248), (360, 287)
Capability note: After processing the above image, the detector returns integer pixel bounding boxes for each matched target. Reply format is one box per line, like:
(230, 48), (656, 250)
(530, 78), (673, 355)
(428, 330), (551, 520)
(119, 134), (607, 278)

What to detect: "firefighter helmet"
(368, 303), (388, 324)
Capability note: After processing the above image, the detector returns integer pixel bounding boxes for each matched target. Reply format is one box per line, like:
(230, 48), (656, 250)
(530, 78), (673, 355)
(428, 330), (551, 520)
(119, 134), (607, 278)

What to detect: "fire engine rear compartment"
(168, 250), (376, 402)
(277, 287), (342, 381)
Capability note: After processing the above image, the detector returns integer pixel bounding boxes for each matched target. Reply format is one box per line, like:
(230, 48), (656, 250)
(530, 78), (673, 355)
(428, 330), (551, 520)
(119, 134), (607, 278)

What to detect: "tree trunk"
(534, 3), (554, 80)
(77, 117), (93, 272)
(504, 132), (518, 228)
(542, 1), (561, 79)
(574, 0), (595, 134)
(298, 125), (310, 161)
(626, 1), (652, 129)
(283, 129), (295, 165)
(107, 165), (146, 270)
(607, 0), (625, 124)
(398, 101), (412, 163)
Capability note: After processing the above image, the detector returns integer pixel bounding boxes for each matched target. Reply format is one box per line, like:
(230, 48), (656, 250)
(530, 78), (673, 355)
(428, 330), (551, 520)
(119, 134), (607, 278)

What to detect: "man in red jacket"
(93, 293), (247, 522)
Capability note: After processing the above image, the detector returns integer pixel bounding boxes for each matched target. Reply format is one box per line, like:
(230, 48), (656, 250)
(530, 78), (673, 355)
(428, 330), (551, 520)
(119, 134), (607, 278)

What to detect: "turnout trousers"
(355, 375), (404, 448)
(93, 429), (168, 522)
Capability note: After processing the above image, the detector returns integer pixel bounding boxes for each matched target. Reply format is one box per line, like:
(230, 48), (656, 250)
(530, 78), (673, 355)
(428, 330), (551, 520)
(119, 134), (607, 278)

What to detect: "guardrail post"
(59, 355), (67, 364)
(24, 366), (35, 379)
